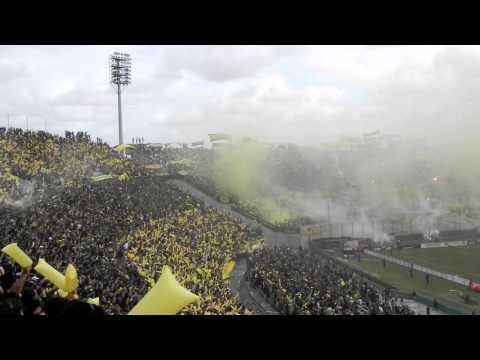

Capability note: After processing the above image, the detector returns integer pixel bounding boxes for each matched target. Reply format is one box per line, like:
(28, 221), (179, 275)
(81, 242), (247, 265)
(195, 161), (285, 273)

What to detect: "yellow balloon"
(34, 259), (67, 291)
(65, 264), (79, 293)
(129, 266), (200, 315)
(1, 243), (33, 268)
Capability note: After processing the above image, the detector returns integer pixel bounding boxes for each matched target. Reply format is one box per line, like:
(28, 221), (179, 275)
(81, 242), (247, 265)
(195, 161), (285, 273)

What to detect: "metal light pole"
(327, 197), (331, 236)
(110, 52), (132, 147)
(117, 82), (123, 144)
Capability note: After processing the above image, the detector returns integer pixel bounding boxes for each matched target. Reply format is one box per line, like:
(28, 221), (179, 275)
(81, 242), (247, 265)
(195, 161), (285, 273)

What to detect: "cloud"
(1, 45), (480, 147)
(162, 45), (305, 82)
(159, 73), (345, 144)
(355, 46), (480, 141)
(0, 62), (26, 83)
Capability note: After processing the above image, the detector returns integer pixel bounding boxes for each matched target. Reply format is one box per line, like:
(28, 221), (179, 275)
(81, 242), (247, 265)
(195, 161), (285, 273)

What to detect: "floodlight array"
(110, 53), (132, 86)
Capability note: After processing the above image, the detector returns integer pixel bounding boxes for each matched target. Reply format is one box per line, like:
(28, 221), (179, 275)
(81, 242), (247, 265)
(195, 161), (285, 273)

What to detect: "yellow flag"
(222, 260), (236, 280)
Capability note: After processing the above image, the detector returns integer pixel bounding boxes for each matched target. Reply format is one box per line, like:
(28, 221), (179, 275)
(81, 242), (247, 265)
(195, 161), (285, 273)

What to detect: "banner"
(421, 241), (468, 249)
(208, 134), (232, 142)
(421, 242), (447, 248)
(447, 241), (468, 247)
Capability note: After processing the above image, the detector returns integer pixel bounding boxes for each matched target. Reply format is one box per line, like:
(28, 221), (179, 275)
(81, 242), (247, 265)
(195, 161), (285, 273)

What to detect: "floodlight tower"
(110, 52), (132, 146)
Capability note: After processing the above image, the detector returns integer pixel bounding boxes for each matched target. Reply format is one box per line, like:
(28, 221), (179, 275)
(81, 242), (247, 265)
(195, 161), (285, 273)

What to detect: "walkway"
(230, 257), (278, 315)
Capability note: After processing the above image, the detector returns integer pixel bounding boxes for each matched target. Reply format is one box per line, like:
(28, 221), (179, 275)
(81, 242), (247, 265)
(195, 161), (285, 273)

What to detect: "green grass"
(390, 246), (480, 281)
(349, 256), (480, 311)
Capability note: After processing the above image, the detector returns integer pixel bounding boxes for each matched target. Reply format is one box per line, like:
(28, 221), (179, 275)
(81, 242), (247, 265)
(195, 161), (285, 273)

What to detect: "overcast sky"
(1, 45), (479, 146)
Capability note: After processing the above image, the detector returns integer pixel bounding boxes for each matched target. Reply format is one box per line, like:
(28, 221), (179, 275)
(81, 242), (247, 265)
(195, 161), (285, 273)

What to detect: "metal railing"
(364, 250), (470, 286)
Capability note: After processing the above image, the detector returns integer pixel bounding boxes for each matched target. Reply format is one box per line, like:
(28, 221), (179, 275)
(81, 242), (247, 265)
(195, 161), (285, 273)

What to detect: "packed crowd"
(0, 128), (139, 200)
(246, 247), (415, 315)
(132, 144), (211, 175)
(0, 129), (418, 316)
(127, 206), (262, 315)
(0, 173), (265, 315)
(0, 130), (265, 315)
(132, 142), (321, 231)
(0, 177), (194, 314)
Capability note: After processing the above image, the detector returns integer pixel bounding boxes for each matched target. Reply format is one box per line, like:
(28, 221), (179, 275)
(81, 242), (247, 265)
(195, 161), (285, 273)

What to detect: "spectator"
(247, 247), (415, 315)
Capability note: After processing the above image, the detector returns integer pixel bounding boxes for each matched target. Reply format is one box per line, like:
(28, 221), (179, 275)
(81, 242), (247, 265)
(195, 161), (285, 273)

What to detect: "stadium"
(1, 45), (480, 316)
